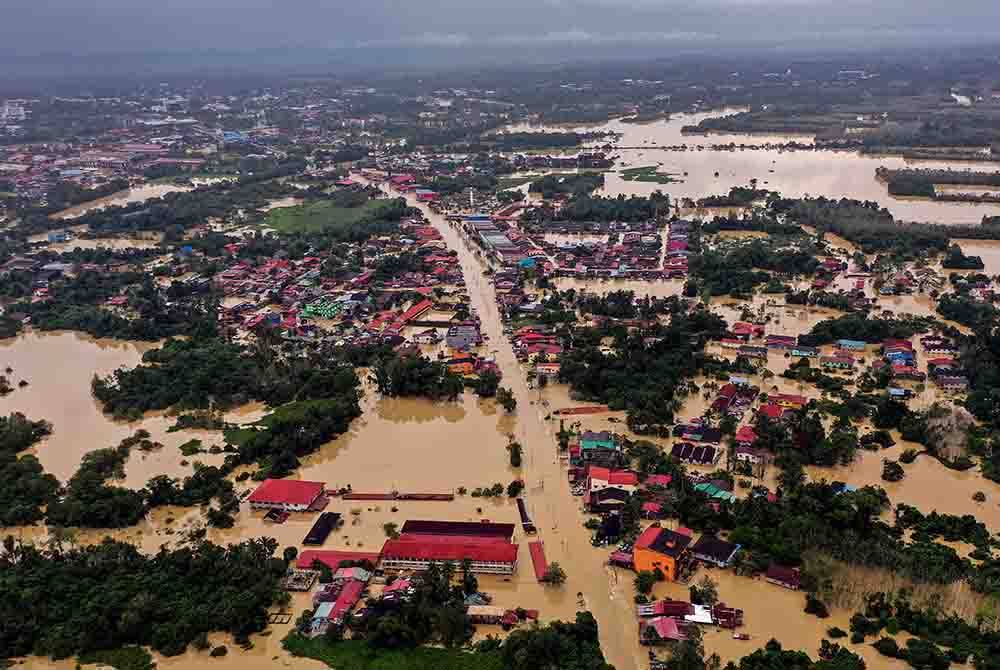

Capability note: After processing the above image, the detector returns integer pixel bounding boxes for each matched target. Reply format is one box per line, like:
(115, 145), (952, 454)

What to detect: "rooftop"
(248, 479), (325, 506)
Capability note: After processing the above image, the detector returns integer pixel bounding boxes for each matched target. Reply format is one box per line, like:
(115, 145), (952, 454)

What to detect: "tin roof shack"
(690, 535), (741, 568)
(640, 617), (690, 646)
(765, 564), (801, 590)
(303, 512), (343, 546)
(296, 550), (382, 571)
(248, 479), (325, 512)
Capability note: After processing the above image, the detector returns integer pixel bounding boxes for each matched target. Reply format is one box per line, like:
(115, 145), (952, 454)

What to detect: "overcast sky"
(3, 0), (999, 57)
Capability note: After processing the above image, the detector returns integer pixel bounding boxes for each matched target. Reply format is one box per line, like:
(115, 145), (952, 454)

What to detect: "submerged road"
(358, 178), (643, 670)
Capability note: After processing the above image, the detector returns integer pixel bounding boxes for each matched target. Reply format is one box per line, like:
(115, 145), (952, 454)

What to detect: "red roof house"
(529, 541), (549, 582)
(297, 550), (382, 570)
(248, 479), (325, 511)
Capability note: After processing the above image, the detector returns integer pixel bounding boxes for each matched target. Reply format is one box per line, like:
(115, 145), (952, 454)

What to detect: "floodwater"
(552, 276), (684, 299)
(50, 183), (192, 220)
(0, 330), (265, 486)
(28, 224), (163, 252)
(955, 239), (1000, 275)
(509, 109), (1000, 224)
(806, 438), (1000, 530)
(653, 567), (905, 670)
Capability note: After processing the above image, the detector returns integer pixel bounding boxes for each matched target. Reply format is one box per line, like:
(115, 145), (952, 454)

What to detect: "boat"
(733, 632), (751, 641)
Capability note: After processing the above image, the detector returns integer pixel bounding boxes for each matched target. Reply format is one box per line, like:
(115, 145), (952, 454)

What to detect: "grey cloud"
(1, 0), (999, 61)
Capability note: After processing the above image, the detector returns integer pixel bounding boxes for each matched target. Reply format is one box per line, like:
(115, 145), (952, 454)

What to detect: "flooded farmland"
(510, 108), (1000, 224)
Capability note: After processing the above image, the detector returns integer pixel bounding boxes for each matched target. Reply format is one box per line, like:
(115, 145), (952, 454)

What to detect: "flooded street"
(397, 188), (647, 668)
(510, 109), (1000, 224)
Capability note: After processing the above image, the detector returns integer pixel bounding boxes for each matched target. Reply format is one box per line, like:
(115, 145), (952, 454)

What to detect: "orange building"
(632, 526), (692, 582)
(446, 356), (477, 375)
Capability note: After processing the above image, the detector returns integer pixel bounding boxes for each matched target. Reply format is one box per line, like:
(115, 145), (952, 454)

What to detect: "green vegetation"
(370, 354), (465, 401)
(92, 334), (362, 417)
(285, 606), (611, 670)
(267, 196), (406, 235)
(529, 172), (605, 198)
(486, 131), (603, 151)
(689, 238), (819, 298)
(722, 639), (865, 670)
(45, 434), (153, 528)
(851, 591), (1000, 670)
(12, 273), (213, 341)
(0, 413), (58, 526)
(527, 190), (669, 223)
(282, 637), (502, 670)
(799, 313), (934, 346)
(697, 186), (769, 207)
(559, 308), (728, 435)
(497, 387), (517, 413)
(619, 166), (683, 184)
(0, 537), (286, 660)
(78, 647), (155, 670)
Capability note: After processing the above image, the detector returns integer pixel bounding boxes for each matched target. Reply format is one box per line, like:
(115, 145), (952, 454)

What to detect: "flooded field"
(0, 330), (265, 485)
(28, 224), (163, 251)
(955, 238), (1000, 275)
(50, 183), (193, 220)
(509, 109), (1000, 224)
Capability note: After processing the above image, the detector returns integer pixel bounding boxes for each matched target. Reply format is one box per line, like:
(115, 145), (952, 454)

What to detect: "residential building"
(632, 526), (692, 581)
(690, 535), (741, 567)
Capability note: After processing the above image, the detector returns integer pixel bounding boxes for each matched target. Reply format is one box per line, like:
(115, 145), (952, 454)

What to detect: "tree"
(635, 570), (657, 595)
(669, 624), (707, 670)
(475, 369), (501, 398)
(461, 559), (478, 595)
(283, 546), (299, 564)
(557, 420), (572, 451)
(497, 387), (517, 413)
(881, 459), (904, 482)
(507, 439), (523, 468)
(543, 562), (567, 585)
(693, 575), (719, 607)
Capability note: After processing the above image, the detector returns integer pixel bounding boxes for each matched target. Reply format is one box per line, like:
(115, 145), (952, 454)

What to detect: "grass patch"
(178, 438), (205, 456)
(222, 426), (257, 447)
(266, 199), (393, 234)
(78, 647), (155, 670)
(497, 176), (536, 190)
(283, 635), (503, 670)
(619, 166), (683, 184)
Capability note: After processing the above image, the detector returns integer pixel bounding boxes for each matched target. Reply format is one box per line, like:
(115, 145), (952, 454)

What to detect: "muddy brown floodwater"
(49, 183), (193, 220)
(508, 109), (1000, 224)
(0, 330), (265, 485)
